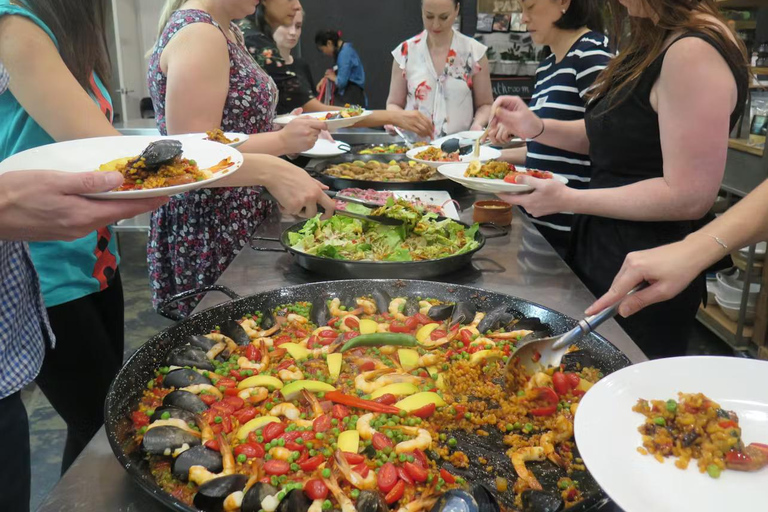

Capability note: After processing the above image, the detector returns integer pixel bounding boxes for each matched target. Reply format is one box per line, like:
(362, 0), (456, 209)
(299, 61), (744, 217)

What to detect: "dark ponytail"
(554, 0), (604, 33)
(314, 29), (341, 48)
(254, 4), (272, 37)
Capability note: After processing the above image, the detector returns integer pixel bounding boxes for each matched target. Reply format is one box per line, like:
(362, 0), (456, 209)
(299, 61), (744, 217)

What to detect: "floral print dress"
(392, 29), (487, 138)
(147, 9), (278, 315)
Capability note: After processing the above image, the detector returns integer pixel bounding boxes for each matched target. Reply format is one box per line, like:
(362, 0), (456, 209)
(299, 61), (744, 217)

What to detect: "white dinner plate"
(0, 135), (243, 199)
(433, 132), (522, 146)
(394, 190), (459, 220)
(575, 356), (768, 512)
(179, 132), (249, 149)
(405, 145), (502, 168)
(437, 163), (568, 193)
(300, 139), (350, 158)
(273, 110), (373, 130)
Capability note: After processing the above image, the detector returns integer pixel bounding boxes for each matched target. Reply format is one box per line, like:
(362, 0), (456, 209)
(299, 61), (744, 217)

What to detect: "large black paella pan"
(106, 280), (630, 512)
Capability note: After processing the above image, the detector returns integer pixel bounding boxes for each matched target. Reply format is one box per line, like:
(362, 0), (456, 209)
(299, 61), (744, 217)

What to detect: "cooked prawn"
(205, 342), (227, 360)
(240, 318), (280, 338)
(205, 333), (239, 354)
(181, 384), (223, 400)
(355, 369), (424, 394)
(334, 450), (377, 490)
(389, 298), (407, 320)
(340, 315), (361, 333)
(539, 415), (573, 467)
(396, 485), (438, 512)
(356, 297), (377, 315)
(418, 300), (433, 316)
(383, 426), (432, 453)
(329, 298), (362, 318)
(189, 434), (234, 485)
(239, 339), (270, 371)
(287, 313), (308, 324)
(237, 387), (269, 405)
(355, 413), (379, 441)
(278, 366), (304, 381)
(308, 499), (324, 512)
(223, 491), (243, 511)
(526, 372), (553, 391)
(323, 467), (357, 512)
(303, 389), (324, 418)
(270, 403), (302, 420)
(509, 446), (545, 490)
(488, 329), (533, 340)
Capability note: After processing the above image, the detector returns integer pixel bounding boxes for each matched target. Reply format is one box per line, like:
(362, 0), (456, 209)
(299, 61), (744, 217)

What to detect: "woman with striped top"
(496, 0), (611, 258)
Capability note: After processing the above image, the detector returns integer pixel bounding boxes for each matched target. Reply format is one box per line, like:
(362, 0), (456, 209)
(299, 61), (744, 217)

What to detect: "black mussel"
(431, 490), (478, 512)
(166, 345), (215, 371)
(428, 304), (455, 321)
(404, 296), (420, 317)
(520, 490), (563, 512)
(682, 431), (699, 447)
(356, 491), (388, 512)
(469, 483), (500, 512)
(276, 489), (313, 512)
(163, 390), (209, 414)
(451, 302), (477, 326)
(193, 474), (248, 512)
(163, 368), (212, 388)
(241, 482), (279, 512)
(142, 425), (201, 455)
(512, 317), (549, 333)
(187, 334), (218, 352)
(310, 299), (330, 327)
(441, 138), (461, 154)
(560, 351), (595, 372)
(172, 445), (223, 481)
(477, 306), (516, 333)
(260, 309), (277, 330)
(134, 139), (183, 170)
(362, 443), (377, 459)
(220, 319), (251, 346)
(149, 406), (197, 425)
(371, 289), (391, 315)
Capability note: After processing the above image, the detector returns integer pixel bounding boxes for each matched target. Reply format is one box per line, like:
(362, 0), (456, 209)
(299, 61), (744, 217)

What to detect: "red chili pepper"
(324, 391), (400, 414)
(245, 344), (260, 362)
(440, 468), (456, 484)
(344, 317), (360, 329)
(374, 394), (397, 406)
(529, 387), (558, 416)
(411, 403), (436, 418)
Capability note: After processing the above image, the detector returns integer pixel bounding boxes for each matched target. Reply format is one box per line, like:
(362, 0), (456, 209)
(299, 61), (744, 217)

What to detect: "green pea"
(291, 463), (300, 471)
(523, 423), (533, 433)
(237, 454), (247, 463)
(399, 453), (407, 462)
(666, 400), (678, 413)
(214, 416), (223, 424)
(316, 433), (325, 440)
(654, 417), (666, 426)
(322, 468), (332, 478)
(707, 464), (721, 478)
(322, 500), (332, 511)
(350, 489), (360, 499)
(161, 411), (171, 420)
(448, 438), (457, 447)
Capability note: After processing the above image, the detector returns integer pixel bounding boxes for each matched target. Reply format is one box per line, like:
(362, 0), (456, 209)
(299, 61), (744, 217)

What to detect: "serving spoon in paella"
(130, 291), (609, 512)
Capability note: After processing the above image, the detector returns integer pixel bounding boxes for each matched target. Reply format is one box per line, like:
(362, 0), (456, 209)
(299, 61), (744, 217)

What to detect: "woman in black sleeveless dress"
(489, 0), (749, 359)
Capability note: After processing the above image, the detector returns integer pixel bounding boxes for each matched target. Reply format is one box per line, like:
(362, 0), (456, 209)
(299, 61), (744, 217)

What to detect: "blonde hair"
(157, 0), (188, 40)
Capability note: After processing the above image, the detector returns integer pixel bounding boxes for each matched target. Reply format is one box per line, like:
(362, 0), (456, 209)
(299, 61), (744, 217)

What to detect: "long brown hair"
(19, 0), (111, 90)
(592, 0), (748, 105)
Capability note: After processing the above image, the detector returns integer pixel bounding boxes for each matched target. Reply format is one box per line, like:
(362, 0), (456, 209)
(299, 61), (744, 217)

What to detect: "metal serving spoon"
(505, 283), (648, 382)
(393, 127), (415, 150)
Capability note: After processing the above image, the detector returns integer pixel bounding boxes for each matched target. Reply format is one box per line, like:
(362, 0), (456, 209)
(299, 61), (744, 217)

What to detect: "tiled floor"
(22, 233), (737, 510)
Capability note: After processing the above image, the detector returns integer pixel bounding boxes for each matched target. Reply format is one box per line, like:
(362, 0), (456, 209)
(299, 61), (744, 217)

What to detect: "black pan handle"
(157, 285), (241, 321)
(479, 222), (509, 239)
(250, 236), (288, 253)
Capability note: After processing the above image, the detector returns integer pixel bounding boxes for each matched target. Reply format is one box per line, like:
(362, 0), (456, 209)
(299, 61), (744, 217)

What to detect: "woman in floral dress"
(148, 0), (332, 315)
(386, 0), (494, 139)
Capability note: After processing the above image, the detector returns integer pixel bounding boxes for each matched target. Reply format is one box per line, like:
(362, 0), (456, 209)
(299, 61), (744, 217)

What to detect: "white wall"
(136, 0), (164, 98)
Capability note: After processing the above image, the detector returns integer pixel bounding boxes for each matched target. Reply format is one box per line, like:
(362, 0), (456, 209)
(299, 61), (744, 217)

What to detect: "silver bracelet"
(701, 233), (728, 250)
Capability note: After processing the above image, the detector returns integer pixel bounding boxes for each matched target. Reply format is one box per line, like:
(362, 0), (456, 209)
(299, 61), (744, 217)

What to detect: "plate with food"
(334, 188), (460, 220)
(202, 129), (249, 148)
(358, 142), (428, 155)
(300, 139), (351, 158)
(406, 145), (501, 168)
(438, 161), (568, 193)
(274, 105), (372, 130)
(106, 278), (632, 512)
(0, 136), (243, 199)
(575, 356), (768, 512)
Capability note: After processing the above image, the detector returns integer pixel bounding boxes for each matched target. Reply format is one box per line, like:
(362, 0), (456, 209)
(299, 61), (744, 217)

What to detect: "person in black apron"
(488, 0), (749, 359)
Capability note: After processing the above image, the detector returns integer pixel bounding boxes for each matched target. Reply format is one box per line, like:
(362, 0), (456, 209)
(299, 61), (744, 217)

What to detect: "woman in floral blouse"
(387, 0), (494, 138)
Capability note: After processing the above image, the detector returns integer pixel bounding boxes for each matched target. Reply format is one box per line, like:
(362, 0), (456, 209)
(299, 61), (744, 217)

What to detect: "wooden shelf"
(735, 20), (758, 30)
(728, 138), (764, 156)
(697, 304), (753, 351)
(751, 67), (768, 75)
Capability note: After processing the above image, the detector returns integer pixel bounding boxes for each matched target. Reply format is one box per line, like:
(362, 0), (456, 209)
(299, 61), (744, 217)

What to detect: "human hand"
(316, 78), (326, 94)
(384, 124), (398, 135)
(469, 121), (484, 132)
(259, 161), (335, 219)
(496, 175), (573, 217)
(278, 117), (327, 154)
(319, 130), (335, 142)
(488, 124), (516, 145)
(490, 96), (543, 140)
(391, 111), (434, 138)
(0, 170), (167, 242)
(324, 70), (337, 82)
(585, 238), (714, 318)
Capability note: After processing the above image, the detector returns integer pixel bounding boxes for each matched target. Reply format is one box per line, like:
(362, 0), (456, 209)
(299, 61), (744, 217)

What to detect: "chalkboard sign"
(491, 76), (534, 99)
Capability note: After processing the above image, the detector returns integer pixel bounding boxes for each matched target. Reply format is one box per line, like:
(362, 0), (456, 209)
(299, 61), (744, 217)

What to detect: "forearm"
(535, 119), (589, 154)
(386, 103), (404, 112)
(697, 178), (768, 251)
(566, 177), (717, 222)
(500, 146), (527, 166)
(355, 110), (396, 129)
(302, 98), (341, 113)
(237, 131), (289, 156)
(473, 104), (492, 128)
(210, 153), (286, 188)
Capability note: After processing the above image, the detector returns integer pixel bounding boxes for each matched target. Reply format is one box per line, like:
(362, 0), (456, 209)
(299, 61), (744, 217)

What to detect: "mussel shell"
(512, 317), (549, 333)
(428, 304), (455, 321)
(441, 138), (461, 154)
(430, 490), (479, 512)
(193, 474), (248, 512)
(172, 445), (223, 481)
(356, 491), (388, 512)
(142, 425), (201, 455)
(469, 483), (500, 512)
(163, 368), (212, 388)
(261, 310), (277, 330)
(476, 306), (515, 334)
(403, 297), (420, 317)
(162, 390), (209, 414)
(149, 406), (197, 425)
(371, 289), (391, 315)
(451, 302), (477, 325)
(520, 490), (564, 512)
(187, 334), (218, 352)
(560, 350), (596, 372)
(165, 345), (215, 371)
(276, 488), (312, 512)
(241, 482), (279, 512)
(220, 319), (251, 346)
(139, 139), (183, 169)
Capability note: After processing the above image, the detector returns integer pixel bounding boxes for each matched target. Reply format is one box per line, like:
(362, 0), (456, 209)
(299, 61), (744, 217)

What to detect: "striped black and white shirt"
(524, 32), (612, 254)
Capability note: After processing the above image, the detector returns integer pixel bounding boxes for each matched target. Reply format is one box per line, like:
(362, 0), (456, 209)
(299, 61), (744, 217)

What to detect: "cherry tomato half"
(313, 414), (332, 433)
(403, 461), (428, 483)
(378, 462), (398, 493)
(372, 432), (394, 450)
(385, 480), (405, 504)
(263, 459), (290, 475)
(263, 422), (287, 442)
(304, 479), (329, 500)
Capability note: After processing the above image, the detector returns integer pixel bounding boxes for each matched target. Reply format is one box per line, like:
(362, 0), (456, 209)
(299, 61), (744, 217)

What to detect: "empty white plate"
(300, 139), (350, 158)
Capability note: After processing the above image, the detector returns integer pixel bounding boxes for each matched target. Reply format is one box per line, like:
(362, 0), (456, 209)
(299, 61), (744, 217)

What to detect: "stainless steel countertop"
(38, 190), (644, 512)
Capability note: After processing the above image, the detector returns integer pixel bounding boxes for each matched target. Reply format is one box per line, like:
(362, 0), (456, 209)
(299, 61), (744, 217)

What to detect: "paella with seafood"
(324, 160), (436, 183)
(98, 139), (234, 191)
(634, 392), (768, 478)
(464, 162), (553, 182)
(359, 143), (428, 155)
(324, 105), (364, 121)
(206, 129), (241, 145)
(414, 147), (460, 163)
(130, 289), (605, 512)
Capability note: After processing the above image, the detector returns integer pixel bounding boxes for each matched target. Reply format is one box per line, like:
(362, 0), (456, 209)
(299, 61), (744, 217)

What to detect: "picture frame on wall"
(492, 13), (511, 32)
(477, 13), (494, 33)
